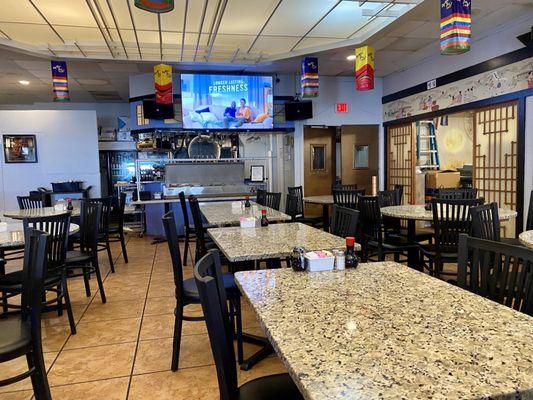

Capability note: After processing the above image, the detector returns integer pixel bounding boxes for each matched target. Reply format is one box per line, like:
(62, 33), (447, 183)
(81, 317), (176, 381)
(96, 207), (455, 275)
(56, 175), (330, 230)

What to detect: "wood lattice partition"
(387, 123), (415, 204)
(474, 102), (518, 236)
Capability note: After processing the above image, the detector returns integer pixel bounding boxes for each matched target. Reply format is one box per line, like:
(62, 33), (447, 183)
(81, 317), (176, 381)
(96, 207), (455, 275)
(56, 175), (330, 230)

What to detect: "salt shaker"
(334, 250), (345, 271)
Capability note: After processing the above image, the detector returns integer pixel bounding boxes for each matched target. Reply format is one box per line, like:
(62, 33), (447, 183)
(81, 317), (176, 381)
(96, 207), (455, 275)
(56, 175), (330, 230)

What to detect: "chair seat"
(238, 373), (303, 400)
(182, 273), (238, 300)
(420, 244), (458, 259)
(368, 236), (418, 251)
(65, 250), (92, 264)
(0, 319), (31, 361)
(0, 270), (61, 289)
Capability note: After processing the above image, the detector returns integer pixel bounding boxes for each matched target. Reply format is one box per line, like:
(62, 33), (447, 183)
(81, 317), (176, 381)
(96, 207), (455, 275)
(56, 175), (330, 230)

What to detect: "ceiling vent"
(88, 91), (123, 101)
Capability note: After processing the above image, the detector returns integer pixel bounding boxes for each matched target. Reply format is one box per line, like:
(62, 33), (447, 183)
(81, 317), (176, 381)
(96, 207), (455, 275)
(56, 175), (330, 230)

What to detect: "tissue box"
(0, 222), (7, 232)
(54, 204), (66, 212)
(305, 250), (335, 272)
(239, 217), (256, 228)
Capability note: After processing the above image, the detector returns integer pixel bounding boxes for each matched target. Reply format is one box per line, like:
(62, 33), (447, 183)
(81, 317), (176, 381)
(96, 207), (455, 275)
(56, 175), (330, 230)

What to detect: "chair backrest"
(194, 250), (238, 400)
(431, 198), (484, 249)
(79, 200), (103, 253)
(84, 197), (112, 234)
(264, 192), (281, 211)
(117, 192), (127, 231)
(437, 188), (478, 200)
(333, 188), (366, 209)
(358, 196), (383, 243)
(470, 202), (500, 241)
(458, 234), (533, 316)
(527, 190), (533, 231)
(285, 194), (299, 220)
(178, 191), (193, 235)
(17, 195), (43, 210)
(287, 186), (305, 217)
(23, 213), (71, 277)
(393, 185), (404, 205)
(256, 189), (266, 206)
(162, 211), (184, 300)
(330, 205), (359, 238)
(378, 190), (399, 207)
(333, 184), (358, 191)
(21, 228), (50, 336)
(188, 195), (208, 261)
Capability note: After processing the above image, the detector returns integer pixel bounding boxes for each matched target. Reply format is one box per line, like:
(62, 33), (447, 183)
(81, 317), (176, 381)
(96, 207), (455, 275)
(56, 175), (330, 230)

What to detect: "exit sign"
(335, 102), (349, 113)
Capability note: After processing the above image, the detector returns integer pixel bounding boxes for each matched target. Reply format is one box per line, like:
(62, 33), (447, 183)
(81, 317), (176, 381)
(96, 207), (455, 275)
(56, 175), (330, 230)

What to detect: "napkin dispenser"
(239, 216), (256, 228)
(304, 250), (335, 272)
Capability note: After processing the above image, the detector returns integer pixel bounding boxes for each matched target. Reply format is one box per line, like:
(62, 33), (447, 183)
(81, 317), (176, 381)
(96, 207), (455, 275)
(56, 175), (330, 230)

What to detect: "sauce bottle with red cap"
(345, 236), (359, 269)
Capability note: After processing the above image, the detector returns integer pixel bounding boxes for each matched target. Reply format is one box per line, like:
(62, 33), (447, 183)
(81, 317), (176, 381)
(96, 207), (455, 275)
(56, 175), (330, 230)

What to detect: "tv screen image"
(181, 74), (273, 130)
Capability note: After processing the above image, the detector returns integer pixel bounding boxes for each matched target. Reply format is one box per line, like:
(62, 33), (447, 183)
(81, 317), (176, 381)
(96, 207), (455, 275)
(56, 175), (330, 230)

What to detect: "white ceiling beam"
(181, 0), (189, 61)
(106, 0), (129, 59)
(205, 0), (228, 61)
(362, 8), (400, 17)
(126, 0), (142, 59)
(194, 0), (209, 62)
(86, 0), (115, 58)
(247, 0), (284, 54)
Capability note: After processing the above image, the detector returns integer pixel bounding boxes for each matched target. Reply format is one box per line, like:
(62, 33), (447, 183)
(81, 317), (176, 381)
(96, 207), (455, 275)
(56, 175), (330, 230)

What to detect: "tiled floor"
(0, 235), (286, 400)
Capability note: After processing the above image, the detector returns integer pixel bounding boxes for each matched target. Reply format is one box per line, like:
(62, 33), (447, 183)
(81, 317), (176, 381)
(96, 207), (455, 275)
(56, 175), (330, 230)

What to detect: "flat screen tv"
(143, 100), (174, 120)
(285, 101), (313, 121)
(180, 74), (273, 130)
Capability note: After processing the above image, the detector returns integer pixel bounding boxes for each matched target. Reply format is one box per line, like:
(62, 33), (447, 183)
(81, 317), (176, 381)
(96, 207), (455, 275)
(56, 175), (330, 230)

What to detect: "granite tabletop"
(199, 201), (291, 226)
(207, 222), (359, 262)
(303, 195), (334, 205)
(235, 263), (533, 400)
(381, 204), (518, 222)
(4, 207), (80, 220)
(519, 230), (533, 249)
(0, 223), (79, 248)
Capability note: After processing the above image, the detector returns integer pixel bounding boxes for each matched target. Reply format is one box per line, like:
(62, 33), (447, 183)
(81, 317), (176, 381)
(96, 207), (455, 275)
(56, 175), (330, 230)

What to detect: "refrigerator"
(98, 141), (137, 197)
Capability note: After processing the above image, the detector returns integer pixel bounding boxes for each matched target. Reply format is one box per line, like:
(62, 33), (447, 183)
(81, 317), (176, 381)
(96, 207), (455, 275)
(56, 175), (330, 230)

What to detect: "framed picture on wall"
(250, 165), (264, 182)
(3, 134), (38, 163)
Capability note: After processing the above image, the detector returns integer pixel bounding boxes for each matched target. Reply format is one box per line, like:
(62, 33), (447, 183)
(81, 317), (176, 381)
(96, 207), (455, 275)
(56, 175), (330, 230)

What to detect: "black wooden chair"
(84, 197), (115, 273)
(287, 186), (322, 226)
(332, 184), (358, 190)
(189, 195), (220, 263)
(163, 212), (244, 369)
(333, 188), (366, 210)
(263, 192), (281, 211)
(66, 201), (107, 304)
(256, 189), (266, 206)
(0, 214), (77, 334)
(437, 188), (478, 200)
(179, 191), (196, 266)
(108, 192), (128, 264)
(527, 190), (533, 231)
(458, 234), (533, 316)
(393, 185), (404, 205)
(421, 198), (484, 279)
(470, 202), (521, 246)
(330, 205), (359, 238)
(358, 196), (418, 262)
(194, 249), (303, 400)
(17, 196), (44, 210)
(0, 228), (52, 400)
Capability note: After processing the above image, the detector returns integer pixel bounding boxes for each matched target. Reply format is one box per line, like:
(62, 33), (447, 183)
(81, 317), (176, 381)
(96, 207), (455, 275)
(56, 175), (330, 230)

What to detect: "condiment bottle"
(345, 237), (359, 269)
(260, 209), (269, 227)
(244, 195), (251, 208)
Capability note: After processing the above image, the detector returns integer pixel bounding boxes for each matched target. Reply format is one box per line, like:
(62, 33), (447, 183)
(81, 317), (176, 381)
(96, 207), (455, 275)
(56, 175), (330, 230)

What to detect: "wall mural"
(384, 57), (533, 122)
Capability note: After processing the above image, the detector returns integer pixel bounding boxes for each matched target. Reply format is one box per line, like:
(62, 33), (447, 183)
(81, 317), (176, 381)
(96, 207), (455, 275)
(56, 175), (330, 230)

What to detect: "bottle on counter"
(424, 195), (433, 211)
(333, 250), (345, 270)
(345, 237), (359, 269)
(244, 195), (251, 208)
(260, 209), (269, 227)
(66, 198), (73, 211)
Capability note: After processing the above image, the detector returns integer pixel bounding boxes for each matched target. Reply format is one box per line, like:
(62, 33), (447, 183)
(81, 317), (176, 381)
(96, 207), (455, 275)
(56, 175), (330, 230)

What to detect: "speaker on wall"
(284, 101), (313, 121)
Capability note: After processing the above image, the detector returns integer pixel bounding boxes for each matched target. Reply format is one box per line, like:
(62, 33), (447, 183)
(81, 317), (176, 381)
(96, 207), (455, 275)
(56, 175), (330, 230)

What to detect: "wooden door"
(303, 126), (336, 216)
(340, 125), (379, 193)
(387, 123), (416, 204)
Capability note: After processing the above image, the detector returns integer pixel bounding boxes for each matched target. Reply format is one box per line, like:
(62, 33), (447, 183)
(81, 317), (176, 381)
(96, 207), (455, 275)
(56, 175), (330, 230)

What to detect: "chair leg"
(82, 266), (91, 297)
(93, 258), (107, 304)
(105, 240), (115, 273)
(62, 273), (77, 335)
(171, 303), (184, 371)
(234, 297), (244, 365)
(56, 284), (63, 317)
(183, 232), (189, 266)
(27, 349), (52, 400)
(119, 232), (128, 264)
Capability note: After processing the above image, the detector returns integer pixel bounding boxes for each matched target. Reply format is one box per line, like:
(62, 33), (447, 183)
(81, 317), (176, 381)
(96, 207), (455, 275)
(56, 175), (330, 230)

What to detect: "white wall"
(0, 110), (101, 213)
(383, 17), (532, 96)
(0, 103), (129, 129)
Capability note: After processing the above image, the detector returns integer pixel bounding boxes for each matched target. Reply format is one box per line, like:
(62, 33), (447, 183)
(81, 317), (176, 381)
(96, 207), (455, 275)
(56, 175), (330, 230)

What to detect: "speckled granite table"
(207, 222), (360, 262)
(235, 262), (533, 400)
(0, 223), (79, 248)
(303, 195), (334, 231)
(199, 201), (291, 226)
(519, 230), (533, 249)
(381, 204), (517, 221)
(4, 206), (80, 220)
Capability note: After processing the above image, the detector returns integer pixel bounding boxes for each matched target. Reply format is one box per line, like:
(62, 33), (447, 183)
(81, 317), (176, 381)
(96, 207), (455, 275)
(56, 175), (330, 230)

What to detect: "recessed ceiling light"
(346, 54), (356, 61)
(19, 80), (30, 85)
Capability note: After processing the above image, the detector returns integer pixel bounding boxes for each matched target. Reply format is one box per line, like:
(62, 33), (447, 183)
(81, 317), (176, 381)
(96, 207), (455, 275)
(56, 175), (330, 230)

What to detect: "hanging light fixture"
(440, 0), (471, 55)
(355, 46), (374, 91)
(134, 0), (174, 13)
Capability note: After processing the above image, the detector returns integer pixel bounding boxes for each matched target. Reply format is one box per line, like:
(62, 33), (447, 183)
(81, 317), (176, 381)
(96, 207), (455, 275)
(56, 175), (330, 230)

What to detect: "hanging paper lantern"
(301, 57), (319, 98)
(154, 64), (173, 105)
(135, 0), (174, 13)
(355, 46), (374, 91)
(440, 0), (471, 55)
(51, 61), (70, 102)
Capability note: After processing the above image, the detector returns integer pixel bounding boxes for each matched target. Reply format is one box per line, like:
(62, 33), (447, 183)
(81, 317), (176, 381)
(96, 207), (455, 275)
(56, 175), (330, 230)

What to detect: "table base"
(240, 333), (273, 371)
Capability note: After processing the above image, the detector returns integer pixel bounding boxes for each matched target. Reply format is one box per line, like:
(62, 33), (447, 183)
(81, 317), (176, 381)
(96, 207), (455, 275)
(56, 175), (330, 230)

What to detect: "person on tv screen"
(235, 98), (252, 127)
(223, 101), (238, 128)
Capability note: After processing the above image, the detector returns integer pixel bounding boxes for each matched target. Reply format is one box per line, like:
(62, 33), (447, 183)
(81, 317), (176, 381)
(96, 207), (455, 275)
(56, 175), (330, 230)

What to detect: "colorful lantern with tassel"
(154, 64), (173, 105)
(51, 61), (70, 102)
(355, 46), (374, 91)
(301, 57), (319, 98)
(440, 0), (471, 55)
(135, 0), (174, 13)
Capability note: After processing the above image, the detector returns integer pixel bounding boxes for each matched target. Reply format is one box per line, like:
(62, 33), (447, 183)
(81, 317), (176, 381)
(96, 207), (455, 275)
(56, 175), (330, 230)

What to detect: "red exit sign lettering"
(335, 102), (348, 113)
